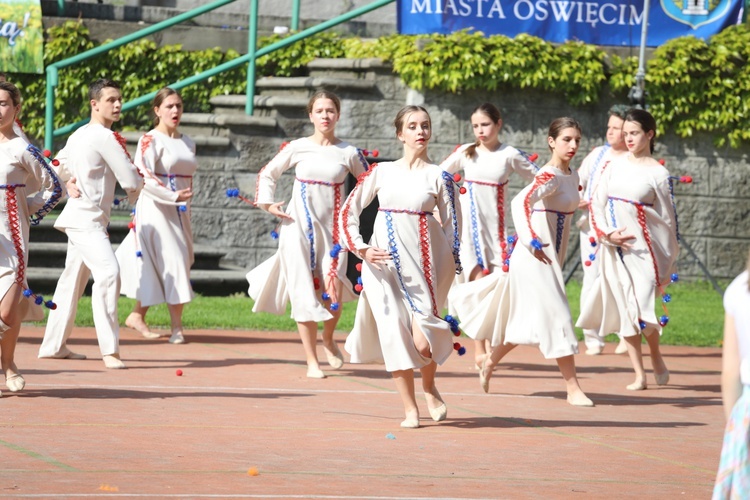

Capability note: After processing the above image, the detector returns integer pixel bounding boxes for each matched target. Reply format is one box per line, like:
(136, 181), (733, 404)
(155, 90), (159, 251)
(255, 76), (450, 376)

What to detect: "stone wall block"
(709, 157), (750, 198)
(707, 238), (750, 278)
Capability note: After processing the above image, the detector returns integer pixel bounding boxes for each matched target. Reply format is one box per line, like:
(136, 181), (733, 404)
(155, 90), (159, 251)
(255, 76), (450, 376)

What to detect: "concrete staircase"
(27, 58), (394, 296)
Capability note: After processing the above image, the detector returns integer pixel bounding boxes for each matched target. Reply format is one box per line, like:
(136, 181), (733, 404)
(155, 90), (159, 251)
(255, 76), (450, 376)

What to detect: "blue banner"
(397, 0), (745, 46)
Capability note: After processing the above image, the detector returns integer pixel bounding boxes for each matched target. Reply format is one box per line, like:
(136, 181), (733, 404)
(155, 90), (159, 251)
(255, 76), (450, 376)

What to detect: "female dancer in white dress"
(713, 249), (750, 497)
(248, 90), (369, 378)
(576, 105), (629, 356)
(441, 103), (537, 366)
(342, 105), (463, 428)
(117, 88), (196, 345)
(0, 82), (63, 393)
(577, 109), (677, 390)
(478, 117), (593, 407)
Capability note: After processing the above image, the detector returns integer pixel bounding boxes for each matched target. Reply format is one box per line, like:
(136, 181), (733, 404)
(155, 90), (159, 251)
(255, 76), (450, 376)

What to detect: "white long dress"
(247, 138), (369, 322)
(440, 143), (537, 337)
(0, 139), (64, 320)
(117, 130), (197, 307)
(466, 166), (580, 359)
(576, 155), (678, 337)
(342, 162), (462, 372)
(576, 144), (613, 347)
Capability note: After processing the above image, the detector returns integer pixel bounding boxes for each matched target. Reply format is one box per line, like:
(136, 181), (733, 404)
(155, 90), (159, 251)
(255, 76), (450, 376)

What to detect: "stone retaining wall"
(190, 64), (748, 281)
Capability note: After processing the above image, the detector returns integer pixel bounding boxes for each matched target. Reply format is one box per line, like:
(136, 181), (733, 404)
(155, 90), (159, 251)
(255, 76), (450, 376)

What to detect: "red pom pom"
(356, 263), (362, 272)
(502, 252), (508, 260)
(42, 149), (51, 158)
(589, 236), (596, 244)
(459, 187), (467, 194)
(681, 175), (693, 183)
(127, 221), (135, 229)
(578, 185), (583, 191)
(453, 173), (462, 182)
(313, 277), (320, 285)
(658, 158), (666, 165)
(176, 369), (183, 376)
(482, 268), (491, 276)
(584, 260), (592, 267)
(51, 159), (60, 166)
(372, 149), (379, 158)
(528, 153), (538, 162)
(453, 342), (460, 350)
(500, 241), (507, 249)
(502, 265), (509, 272)
(354, 284), (363, 292)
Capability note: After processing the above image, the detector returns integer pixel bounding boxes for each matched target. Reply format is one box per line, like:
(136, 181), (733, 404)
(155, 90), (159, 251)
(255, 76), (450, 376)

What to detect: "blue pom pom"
(444, 314), (454, 323)
(178, 205), (187, 212)
(329, 244), (342, 258)
(113, 198), (120, 206)
(659, 315), (669, 326)
(590, 241), (597, 247)
(457, 346), (466, 356)
(662, 294), (672, 303)
(330, 302), (340, 311)
(45, 300), (56, 309)
(23, 289), (33, 297)
(588, 254), (596, 261)
(35, 295), (44, 305)
(530, 238), (543, 250)
(136, 251), (143, 258)
(322, 292), (330, 301)
(131, 208), (136, 215)
(504, 259), (510, 266)
(670, 273), (679, 283)
(226, 188), (237, 197)
(357, 277), (363, 285)
(507, 234), (517, 244)
(270, 230), (279, 240)
(639, 320), (647, 330)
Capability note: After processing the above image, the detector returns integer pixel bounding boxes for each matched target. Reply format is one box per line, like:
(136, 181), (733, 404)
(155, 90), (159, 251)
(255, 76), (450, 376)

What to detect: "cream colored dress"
(0, 139), (63, 321)
(576, 155), (678, 337)
(247, 138), (369, 322)
(440, 143), (537, 338)
(465, 166), (580, 359)
(117, 130), (197, 307)
(342, 162), (462, 372)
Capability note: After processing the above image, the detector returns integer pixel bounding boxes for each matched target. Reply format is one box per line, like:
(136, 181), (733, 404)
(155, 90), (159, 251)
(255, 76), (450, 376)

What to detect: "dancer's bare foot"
(306, 366), (326, 379)
(169, 331), (186, 344)
(474, 352), (487, 370)
(4, 363), (25, 392)
(400, 409), (420, 428)
(126, 313), (160, 339)
(651, 355), (669, 385)
(103, 354), (126, 369)
(567, 389), (594, 407)
(424, 386), (447, 422)
(626, 379), (647, 391)
(323, 341), (344, 370)
(479, 356), (493, 393)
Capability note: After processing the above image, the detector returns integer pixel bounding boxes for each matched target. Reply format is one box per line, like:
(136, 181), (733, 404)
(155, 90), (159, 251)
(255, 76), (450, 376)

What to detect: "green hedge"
(10, 21), (750, 147)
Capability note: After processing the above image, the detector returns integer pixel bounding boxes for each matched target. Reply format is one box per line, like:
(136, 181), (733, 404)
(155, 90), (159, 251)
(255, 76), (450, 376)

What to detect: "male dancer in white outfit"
(38, 79), (143, 369)
(577, 105), (629, 355)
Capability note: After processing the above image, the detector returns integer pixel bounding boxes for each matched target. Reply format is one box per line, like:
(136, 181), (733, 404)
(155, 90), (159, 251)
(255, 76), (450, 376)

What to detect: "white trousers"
(39, 228), (121, 357)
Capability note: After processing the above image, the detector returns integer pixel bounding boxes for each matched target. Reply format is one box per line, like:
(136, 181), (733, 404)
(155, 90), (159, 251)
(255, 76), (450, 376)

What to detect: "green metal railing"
(44, 0), (394, 150)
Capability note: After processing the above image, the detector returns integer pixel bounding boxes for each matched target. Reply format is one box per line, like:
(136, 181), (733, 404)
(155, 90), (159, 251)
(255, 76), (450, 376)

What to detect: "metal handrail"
(45, 0), (395, 149)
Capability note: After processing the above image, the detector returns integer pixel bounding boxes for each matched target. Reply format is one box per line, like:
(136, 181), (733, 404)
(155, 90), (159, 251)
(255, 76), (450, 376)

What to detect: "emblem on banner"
(661, 0), (733, 29)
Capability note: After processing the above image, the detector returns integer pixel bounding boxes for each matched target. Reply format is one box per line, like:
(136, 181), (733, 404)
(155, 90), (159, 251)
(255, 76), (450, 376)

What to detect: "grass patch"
(33, 281), (724, 347)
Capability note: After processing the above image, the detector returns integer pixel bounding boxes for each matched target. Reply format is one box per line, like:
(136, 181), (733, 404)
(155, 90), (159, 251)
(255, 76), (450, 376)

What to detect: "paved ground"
(0, 325), (723, 499)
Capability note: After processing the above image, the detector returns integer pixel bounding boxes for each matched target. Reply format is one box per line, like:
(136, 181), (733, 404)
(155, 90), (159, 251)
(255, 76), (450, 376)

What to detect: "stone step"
(306, 58), (392, 79)
(255, 76), (378, 98)
(27, 242), (227, 270)
(211, 95), (310, 117)
(26, 267), (249, 296)
(119, 113), (277, 142)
